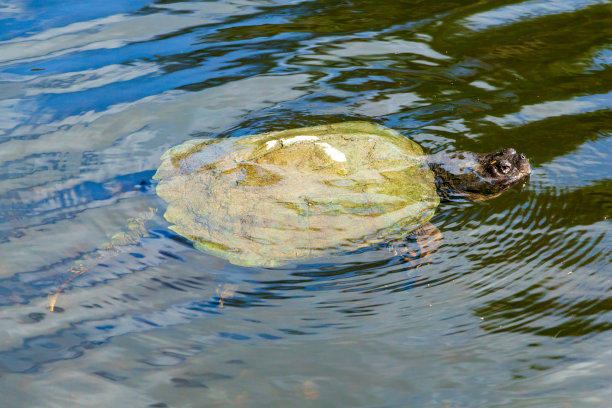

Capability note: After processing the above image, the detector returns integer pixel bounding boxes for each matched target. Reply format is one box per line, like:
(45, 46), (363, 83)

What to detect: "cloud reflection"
(463, 0), (609, 30)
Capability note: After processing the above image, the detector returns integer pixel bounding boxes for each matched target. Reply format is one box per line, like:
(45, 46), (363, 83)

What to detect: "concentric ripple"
(0, 0), (611, 406)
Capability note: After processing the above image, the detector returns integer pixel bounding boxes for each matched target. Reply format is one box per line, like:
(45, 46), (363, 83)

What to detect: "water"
(0, 0), (610, 406)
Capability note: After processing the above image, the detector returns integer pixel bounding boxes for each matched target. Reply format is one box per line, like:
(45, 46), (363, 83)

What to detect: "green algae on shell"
(153, 121), (439, 267)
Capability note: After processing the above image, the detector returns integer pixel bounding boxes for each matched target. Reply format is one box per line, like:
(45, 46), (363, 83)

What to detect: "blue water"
(0, 1), (611, 406)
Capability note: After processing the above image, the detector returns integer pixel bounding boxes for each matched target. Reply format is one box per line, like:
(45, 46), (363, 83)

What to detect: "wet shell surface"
(153, 121), (439, 267)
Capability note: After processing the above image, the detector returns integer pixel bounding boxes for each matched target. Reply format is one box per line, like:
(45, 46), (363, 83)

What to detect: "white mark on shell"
(267, 134), (346, 162)
(282, 135), (319, 145)
(315, 142), (346, 162)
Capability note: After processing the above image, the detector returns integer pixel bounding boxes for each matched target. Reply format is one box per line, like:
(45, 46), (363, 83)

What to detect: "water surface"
(0, 0), (611, 406)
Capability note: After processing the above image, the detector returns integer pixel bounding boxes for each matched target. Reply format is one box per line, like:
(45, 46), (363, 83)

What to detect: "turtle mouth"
(518, 161), (532, 183)
(520, 159), (532, 176)
(506, 162), (531, 187)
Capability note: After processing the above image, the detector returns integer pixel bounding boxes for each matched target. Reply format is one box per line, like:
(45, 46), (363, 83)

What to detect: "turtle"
(152, 121), (531, 267)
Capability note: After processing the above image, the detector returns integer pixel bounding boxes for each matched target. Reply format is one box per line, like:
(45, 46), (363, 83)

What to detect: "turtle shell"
(153, 121), (439, 267)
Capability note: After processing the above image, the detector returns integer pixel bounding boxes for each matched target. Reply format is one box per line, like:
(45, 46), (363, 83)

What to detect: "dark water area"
(0, 0), (611, 406)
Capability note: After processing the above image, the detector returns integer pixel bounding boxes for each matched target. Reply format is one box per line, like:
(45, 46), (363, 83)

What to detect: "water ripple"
(462, 0), (609, 31)
(0, 0), (611, 405)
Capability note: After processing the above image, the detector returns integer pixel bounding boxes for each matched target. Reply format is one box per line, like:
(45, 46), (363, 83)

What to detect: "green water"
(0, 0), (610, 406)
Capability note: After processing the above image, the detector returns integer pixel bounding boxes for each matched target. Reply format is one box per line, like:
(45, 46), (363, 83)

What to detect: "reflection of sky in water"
(0, 2), (21, 14)
(302, 38), (450, 65)
(351, 91), (426, 116)
(0, 0), (150, 41)
(0, 14), (207, 65)
(540, 135), (612, 189)
(463, 0), (609, 30)
(587, 47), (612, 72)
(0, 73), (312, 164)
(485, 91), (612, 128)
(331, 39), (450, 60)
(0, 98), (32, 131)
(21, 62), (159, 96)
(0, 291), (227, 373)
(0, 0), (274, 43)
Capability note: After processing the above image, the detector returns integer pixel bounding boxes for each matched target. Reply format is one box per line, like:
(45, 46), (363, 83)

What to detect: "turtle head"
(429, 148), (531, 201)
(478, 148), (531, 194)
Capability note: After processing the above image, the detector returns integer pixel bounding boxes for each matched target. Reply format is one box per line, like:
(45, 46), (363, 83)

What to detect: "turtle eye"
(519, 153), (526, 160)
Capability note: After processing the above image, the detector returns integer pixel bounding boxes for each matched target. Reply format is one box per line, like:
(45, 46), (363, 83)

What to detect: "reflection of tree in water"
(461, 185), (612, 338)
